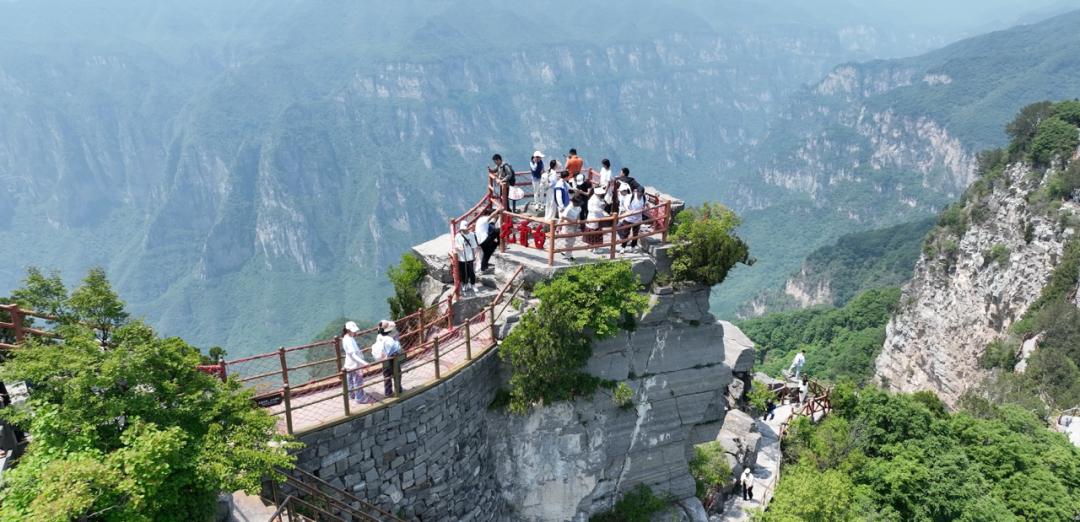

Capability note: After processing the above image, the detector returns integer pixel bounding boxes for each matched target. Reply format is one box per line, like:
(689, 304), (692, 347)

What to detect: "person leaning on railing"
(342, 321), (375, 404)
(372, 320), (403, 398)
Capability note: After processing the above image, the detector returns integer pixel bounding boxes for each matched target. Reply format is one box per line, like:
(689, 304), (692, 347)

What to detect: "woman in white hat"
(530, 151), (545, 212)
(585, 186), (609, 253)
(342, 321), (375, 404)
(372, 320), (403, 397)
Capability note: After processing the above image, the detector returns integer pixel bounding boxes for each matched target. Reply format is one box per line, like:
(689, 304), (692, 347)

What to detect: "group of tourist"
(340, 319), (404, 404)
(456, 148), (652, 293)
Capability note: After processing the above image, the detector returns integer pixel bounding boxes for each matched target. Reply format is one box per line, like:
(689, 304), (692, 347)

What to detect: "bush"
(983, 244), (1010, 268)
(612, 381), (634, 408)
(669, 202), (753, 286)
(499, 262), (648, 414)
(689, 441), (732, 499)
(747, 380), (775, 413)
(1030, 117), (1079, 165)
(1046, 161), (1080, 200)
(1006, 101), (1055, 153)
(937, 203), (968, 237)
(386, 253), (426, 320)
(981, 339), (1017, 370)
(590, 485), (669, 522)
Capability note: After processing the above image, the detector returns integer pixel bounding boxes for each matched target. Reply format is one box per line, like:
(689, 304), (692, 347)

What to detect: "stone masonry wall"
(292, 349), (506, 521)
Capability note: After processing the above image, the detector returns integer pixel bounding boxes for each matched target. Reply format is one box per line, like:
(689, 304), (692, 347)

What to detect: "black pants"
(382, 361), (395, 396)
(619, 223), (642, 247)
(480, 235), (498, 270)
(458, 259), (476, 286)
(742, 483), (753, 501)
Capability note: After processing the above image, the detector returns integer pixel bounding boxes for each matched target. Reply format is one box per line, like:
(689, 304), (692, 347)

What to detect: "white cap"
(533, 150), (545, 158)
(380, 320), (397, 334)
(345, 321), (360, 333)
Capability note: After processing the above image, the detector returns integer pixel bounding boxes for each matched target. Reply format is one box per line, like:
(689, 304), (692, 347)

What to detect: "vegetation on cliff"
(761, 387), (1080, 521)
(669, 202), (753, 287)
(499, 262), (647, 414)
(739, 287), (900, 384)
(0, 268), (294, 521)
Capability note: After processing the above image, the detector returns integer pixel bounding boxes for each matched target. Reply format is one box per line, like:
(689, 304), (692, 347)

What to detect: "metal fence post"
(283, 384), (294, 435)
(464, 320), (472, 360)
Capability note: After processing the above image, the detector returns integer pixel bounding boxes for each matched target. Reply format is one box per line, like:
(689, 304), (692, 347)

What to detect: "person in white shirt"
(618, 186), (646, 253)
(597, 159), (613, 198)
(543, 159), (560, 222)
(342, 321), (374, 404)
(474, 209), (498, 273)
(530, 151), (545, 212)
(455, 226), (480, 293)
(372, 320), (403, 397)
(585, 187), (609, 253)
(789, 351), (806, 379)
(553, 171), (578, 261)
(741, 467), (754, 501)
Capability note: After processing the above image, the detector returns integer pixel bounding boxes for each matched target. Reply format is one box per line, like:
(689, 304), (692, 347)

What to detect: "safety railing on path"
(448, 169), (673, 295)
(0, 304), (62, 349)
(266, 466), (403, 522)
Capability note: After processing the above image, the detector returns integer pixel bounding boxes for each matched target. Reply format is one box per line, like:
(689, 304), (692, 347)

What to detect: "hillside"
(715, 10), (1080, 318)
(7, 0), (1044, 357)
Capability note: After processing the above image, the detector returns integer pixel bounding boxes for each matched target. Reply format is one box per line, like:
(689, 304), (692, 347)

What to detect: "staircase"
(263, 467), (404, 522)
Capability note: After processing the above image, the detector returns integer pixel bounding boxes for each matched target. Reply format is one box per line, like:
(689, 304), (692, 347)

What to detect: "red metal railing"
(0, 304), (60, 349)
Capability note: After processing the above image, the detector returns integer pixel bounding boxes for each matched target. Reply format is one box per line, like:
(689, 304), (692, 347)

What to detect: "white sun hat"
(533, 150), (545, 158)
(345, 321), (360, 333)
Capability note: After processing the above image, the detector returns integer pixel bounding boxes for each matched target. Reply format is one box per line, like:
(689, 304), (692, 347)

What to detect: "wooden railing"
(0, 304), (60, 349)
(448, 169), (673, 295)
(758, 380), (832, 510)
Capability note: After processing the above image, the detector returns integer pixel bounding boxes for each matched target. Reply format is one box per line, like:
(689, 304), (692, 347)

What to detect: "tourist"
(488, 154), (516, 210)
(789, 350), (806, 379)
(455, 225), (479, 293)
(741, 467), (754, 501)
(557, 173), (580, 261)
(764, 399), (777, 421)
(799, 376), (809, 405)
(618, 186), (646, 253)
(565, 148), (584, 184)
(530, 151), (545, 212)
(372, 320), (403, 397)
(475, 209), (498, 273)
(615, 167), (640, 193)
(543, 159), (560, 221)
(585, 187), (609, 253)
(597, 159), (613, 193)
(342, 321), (375, 404)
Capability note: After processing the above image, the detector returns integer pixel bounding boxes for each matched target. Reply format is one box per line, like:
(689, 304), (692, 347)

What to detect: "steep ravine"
(874, 163), (1079, 406)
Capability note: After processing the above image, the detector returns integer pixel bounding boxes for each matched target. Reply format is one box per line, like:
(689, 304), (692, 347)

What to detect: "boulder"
(715, 409), (760, 476)
(412, 234), (455, 284)
(719, 322), (755, 373)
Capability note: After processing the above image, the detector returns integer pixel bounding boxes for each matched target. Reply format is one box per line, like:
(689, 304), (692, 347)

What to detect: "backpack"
(500, 163), (516, 186)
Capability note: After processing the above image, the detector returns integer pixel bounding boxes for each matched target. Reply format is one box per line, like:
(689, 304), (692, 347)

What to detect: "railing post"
(11, 306), (24, 344)
(609, 214), (618, 259)
(433, 337), (441, 380)
(446, 295), (454, 328)
(662, 199), (672, 242)
(283, 384), (294, 435)
(499, 212), (507, 254)
(218, 360), (227, 382)
(548, 219), (556, 266)
(277, 346), (289, 388)
(419, 311), (427, 344)
(488, 303), (497, 342)
(464, 320), (472, 360)
(341, 370), (351, 417)
(392, 355), (403, 395)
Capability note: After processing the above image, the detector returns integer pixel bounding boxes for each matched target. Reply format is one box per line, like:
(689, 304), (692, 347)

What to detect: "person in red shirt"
(565, 148), (584, 181)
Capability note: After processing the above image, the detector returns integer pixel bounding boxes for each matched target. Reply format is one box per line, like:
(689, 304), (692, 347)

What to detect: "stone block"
(720, 321), (755, 373)
(412, 234), (455, 284)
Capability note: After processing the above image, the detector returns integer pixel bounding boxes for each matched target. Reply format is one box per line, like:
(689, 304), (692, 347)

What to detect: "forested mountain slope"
(6, 0), (1054, 356)
(718, 9), (1080, 318)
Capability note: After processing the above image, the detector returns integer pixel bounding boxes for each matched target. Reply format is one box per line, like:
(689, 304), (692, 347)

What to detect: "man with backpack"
(488, 154), (516, 211)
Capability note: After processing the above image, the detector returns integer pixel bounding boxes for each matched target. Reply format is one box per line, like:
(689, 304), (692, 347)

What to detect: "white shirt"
(475, 215), (490, 244)
(622, 194), (645, 223)
(742, 468), (753, 486)
(598, 167), (612, 189)
(372, 333), (401, 360)
(455, 231), (478, 262)
(587, 194), (607, 229)
(342, 333), (366, 371)
(792, 353), (806, 367)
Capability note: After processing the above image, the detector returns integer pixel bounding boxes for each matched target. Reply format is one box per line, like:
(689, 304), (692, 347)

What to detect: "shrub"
(1052, 99), (1080, 126)
(983, 244), (1010, 268)
(1006, 101), (1055, 153)
(612, 381), (634, 408)
(386, 253), (426, 320)
(499, 262), (648, 414)
(689, 441), (732, 498)
(1030, 117), (1079, 165)
(937, 203), (968, 237)
(1046, 161), (1080, 200)
(590, 485), (669, 522)
(747, 380), (775, 413)
(981, 339), (1017, 370)
(669, 202), (753, 286)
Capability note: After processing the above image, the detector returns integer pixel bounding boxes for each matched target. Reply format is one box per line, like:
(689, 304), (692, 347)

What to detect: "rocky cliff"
(874, 162), (1079, 406)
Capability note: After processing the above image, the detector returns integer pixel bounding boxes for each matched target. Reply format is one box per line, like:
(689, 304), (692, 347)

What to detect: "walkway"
(717, 404), (794, 521)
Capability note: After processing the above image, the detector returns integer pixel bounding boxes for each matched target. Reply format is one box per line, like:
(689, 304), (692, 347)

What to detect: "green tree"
(1006, 101), (1055, 153)
(10, 266), (70, 320)
(386, 253), (426, 320)
(689, 441), (731, 498)
(499, 262), (647, 413)
(1030, 117), (1079, 165)
(67, 267), (130, 343)
(668, 202), (752, 286)
(0, 321), (295, 521)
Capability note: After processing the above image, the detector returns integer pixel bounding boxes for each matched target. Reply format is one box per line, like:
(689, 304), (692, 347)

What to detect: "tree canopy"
(669, 202), (753, 287)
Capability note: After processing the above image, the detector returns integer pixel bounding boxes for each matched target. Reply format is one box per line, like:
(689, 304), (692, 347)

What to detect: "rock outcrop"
(874, 163), (1078, 406)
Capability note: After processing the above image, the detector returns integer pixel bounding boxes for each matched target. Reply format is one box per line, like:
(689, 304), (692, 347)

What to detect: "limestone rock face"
(488, 287), (752, 521)
(874, 163), (1077, 406)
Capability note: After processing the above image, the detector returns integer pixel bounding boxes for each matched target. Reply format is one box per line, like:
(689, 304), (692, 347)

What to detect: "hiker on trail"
(764, 399), (777, 421)
(372, 320), (403, 397)
(488, 154), (517, 211)
(741, 467), (754, 501)
(475, 209), (499, 273)
(530, 151), (545, 211)
(585, 187), (609, 253)
(342, 321), (375, 404)
(799, 376), (809, 405)
(455, 225), (480, 294)
(543, 159), (560, 221)
(565, 148), (584, 184)
(618, 186), (646, 253)
(789, 350), (806, 379)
